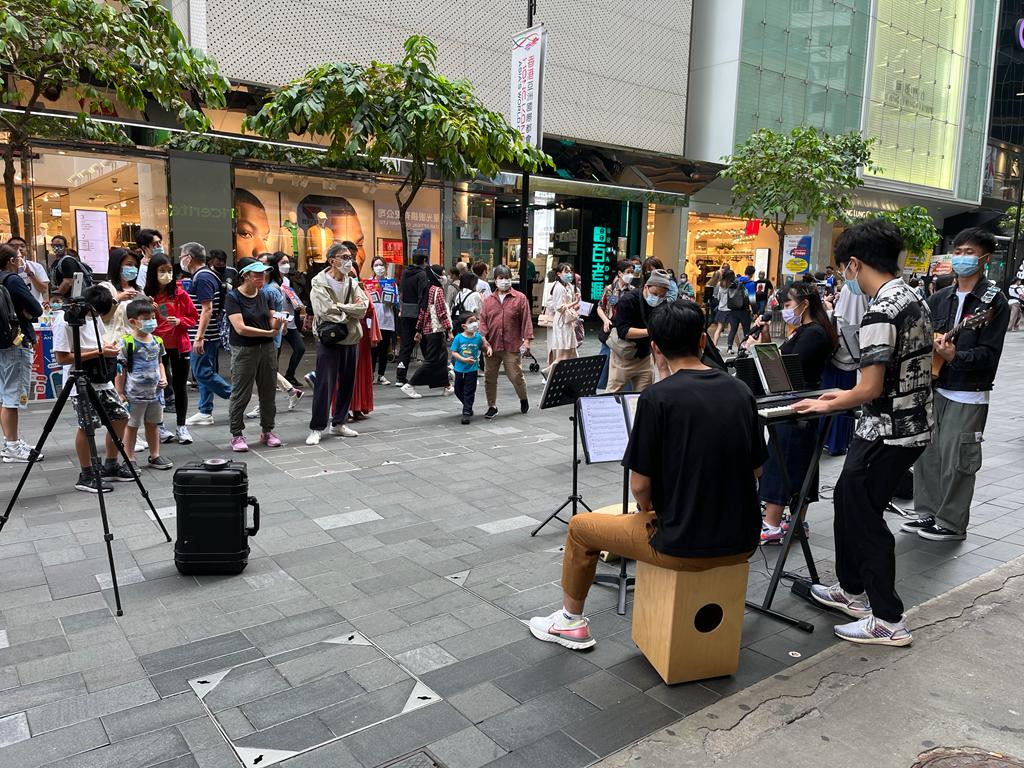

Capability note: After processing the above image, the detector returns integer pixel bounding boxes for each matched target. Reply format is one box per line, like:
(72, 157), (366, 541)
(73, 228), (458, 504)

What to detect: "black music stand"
(592, 461), (636, 615)
(530, 356), (606, 537)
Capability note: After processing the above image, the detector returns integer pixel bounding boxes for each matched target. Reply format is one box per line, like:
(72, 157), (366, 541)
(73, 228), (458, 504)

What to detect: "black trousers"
(833, 437), (925, 622)
(164, 348), (189, 427)
(410, 332), (449, 388)
(278, 326), (306, 380)
(726, 309), (751, 348)
(454, 370), (477, 416)
(396, 317), (418, 384)
(372, 329), (395, 378)
(309, 343), (358, 431)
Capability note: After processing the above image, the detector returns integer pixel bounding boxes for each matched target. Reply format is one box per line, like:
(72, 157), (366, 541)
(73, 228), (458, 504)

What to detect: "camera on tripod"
(62, 272), (94, 327)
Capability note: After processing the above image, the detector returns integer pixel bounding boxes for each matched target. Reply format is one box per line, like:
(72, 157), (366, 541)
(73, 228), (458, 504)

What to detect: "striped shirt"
(187, 267), (223, 343)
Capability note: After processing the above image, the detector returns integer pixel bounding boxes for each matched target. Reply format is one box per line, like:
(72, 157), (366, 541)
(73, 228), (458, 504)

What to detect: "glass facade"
(956, 0), (998, 202)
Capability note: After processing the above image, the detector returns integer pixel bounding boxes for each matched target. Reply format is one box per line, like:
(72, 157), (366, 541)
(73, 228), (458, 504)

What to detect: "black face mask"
(53, 244), (66, 255)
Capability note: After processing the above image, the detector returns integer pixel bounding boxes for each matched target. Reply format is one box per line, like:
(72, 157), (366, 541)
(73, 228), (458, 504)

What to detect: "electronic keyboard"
(756, 389), (841, 421)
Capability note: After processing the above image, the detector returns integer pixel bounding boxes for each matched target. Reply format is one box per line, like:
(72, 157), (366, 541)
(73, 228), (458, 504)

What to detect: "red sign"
(745, 219), (761, 236)
(381, 238), (404, 264)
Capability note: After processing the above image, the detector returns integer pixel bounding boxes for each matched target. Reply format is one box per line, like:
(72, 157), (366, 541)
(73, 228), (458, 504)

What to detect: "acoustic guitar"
(931, 309), (993, 379)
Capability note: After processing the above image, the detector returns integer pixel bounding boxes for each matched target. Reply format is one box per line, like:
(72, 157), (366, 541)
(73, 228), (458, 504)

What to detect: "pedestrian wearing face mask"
(402, 264), (453, 399)
(145, 253), (198, 445)
(479, 265), (533, 419)
(98, 247), (142, 344)
(606, 269), (672, 393)
(450, 312), (491, 424)
(543, 263), (580, 376)
(368, 256), (398, 384)
(595, 261), (635, 389)
(270, 251), (306, 388)
(901, 228), (1010, 543)
(134, 228), (164, 290)
(51, 235), (94, 297)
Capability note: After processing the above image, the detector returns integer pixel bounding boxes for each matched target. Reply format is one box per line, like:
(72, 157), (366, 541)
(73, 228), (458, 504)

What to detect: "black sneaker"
(484, 407), (499, 420)
(899, 515), (935, 534)
(287, 375), (304, 390)
(147, 455), (174, 471)
(102, 462), (135, 482)
(461, 415), (471, 425)
(520, 399), (530, 414)
(75, 471), (113, 494)
(917, 524), (966, 542)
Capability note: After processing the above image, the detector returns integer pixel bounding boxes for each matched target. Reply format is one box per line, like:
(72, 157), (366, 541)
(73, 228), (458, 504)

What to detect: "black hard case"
(173, 460), (259, 575)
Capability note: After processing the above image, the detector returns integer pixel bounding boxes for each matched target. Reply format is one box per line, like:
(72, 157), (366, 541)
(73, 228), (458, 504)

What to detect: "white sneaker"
(15, 440), (43, 461)
(134, 435), (147, 453)
(1, 441), (31, 463)
(176, 426), (193, 445)
(158, 425), (175, 444)
(376, 375), (391, 386)
(443, 385), (454, 397)
(330, 424), (358, 437)
(527, 609), (596, 650)
(246, 404), (260, 419)
(305, 430), (322, 446)
(288, 389), (303, 411)
(401, 383), (422, 399)
(185, 412), (215, 426)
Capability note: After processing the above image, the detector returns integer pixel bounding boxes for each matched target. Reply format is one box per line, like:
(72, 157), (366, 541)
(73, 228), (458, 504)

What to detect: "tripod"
(0, 307), (171, 616)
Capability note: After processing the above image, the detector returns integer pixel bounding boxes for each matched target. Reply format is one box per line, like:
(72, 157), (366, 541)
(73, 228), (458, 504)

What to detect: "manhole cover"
(375, 749), (446, 768)
(913, 748), (1024, 767)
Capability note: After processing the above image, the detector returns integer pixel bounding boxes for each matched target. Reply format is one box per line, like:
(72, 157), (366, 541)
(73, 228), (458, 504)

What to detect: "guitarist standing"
(902, 228), (1010, 542)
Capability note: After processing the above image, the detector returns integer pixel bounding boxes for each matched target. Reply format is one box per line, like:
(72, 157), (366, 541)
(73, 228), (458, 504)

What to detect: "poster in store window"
(74, 209), (109, 273)
(782, 235), (812, 276)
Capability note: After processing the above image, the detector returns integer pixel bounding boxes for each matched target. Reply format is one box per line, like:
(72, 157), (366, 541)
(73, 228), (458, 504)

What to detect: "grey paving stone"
(240, 670), (364, 731)
(437, 618), (530, 660)
(0, 717), (109, 768)
(46, 725), (190, 768)
(480, 730), (596, 768)
(567, 670), (642, 709)
(101, 693), (207, 743)
(0, 634), (69, 668)
(271, 642), (383, 687)
(477, 687), (599, 751)
(429, 725), (508, 768)
(493, 653), (601, 703)
(562, 692), (680, 756)
(59, 608), (114, 634)
(273, 738), (363, 768)
(233, 710), (336, 753)
(139, 631), (254, 675)
(447, 682), (521, 725)
(395, 644), (460, 675)
(316, 677), (415, 737)
(420, 647), (529, 698)
(347, 657), (411, 692)
(0, 672), (86, 717)
(374, 613), (474, 655)
(27, 678), (159, 734)
(644, 681), (722, 716)
(343, 701), (473, 767)
(0, 711), (30, 748)
(213, 706), (255, 739)
(150, 648), (264, 697)
(605, 654), (665, 692)
(240, 607), (344, 651)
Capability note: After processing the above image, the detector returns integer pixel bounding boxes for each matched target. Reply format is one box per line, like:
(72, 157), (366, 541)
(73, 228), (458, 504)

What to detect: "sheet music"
(623, 394), (640, 430)
(578, 396), (630, 464)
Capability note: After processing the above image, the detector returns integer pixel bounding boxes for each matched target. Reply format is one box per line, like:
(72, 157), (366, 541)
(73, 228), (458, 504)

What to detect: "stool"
(632, 559), (749, 685)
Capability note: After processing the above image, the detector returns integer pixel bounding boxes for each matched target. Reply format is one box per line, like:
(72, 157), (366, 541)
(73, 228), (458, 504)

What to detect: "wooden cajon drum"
(632, 559), (749, 685)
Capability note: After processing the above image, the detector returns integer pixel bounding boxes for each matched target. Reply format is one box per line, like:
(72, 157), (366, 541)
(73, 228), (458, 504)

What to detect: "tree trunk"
(776, 225), (786, 287)
(2, 142), (20, 239)
(395, 173), (424, 264)
(19, 146), (32, 245)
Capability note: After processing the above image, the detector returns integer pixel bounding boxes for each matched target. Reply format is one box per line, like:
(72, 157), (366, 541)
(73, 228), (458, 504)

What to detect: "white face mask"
(158, 272), (174, 286)
(338, 260), (353, 274)
(495, 278), (512, 291)
(466, 322), (479, 333)
(279, 263), (291, 275)
(374, 264), (386, 276)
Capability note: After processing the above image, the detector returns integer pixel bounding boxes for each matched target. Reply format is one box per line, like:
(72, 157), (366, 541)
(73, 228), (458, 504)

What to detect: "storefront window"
(450, 191), (497, 265)
(232, 168), (441, 279)
(1, 147), (169, 274)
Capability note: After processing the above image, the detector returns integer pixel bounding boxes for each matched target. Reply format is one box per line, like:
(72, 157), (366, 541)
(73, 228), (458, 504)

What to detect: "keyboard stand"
(745, 412), (835, 634)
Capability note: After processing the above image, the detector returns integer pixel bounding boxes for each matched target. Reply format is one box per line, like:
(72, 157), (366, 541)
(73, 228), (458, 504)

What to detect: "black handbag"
(317, 321), (349, 345)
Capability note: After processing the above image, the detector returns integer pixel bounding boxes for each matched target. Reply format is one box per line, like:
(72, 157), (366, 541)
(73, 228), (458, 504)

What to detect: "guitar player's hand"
(934, 337), (956, 363)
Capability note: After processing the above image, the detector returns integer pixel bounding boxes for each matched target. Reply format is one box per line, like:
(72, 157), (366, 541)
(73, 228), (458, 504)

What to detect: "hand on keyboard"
(792, 391), (840, 415)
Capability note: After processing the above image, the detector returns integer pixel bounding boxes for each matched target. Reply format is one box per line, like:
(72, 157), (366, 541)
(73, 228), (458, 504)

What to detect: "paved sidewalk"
(0, 332), (1021, 767)
(597, 554), (1024, 768)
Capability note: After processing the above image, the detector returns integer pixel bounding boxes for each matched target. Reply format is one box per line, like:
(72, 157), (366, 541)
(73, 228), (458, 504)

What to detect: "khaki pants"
(606, 353), (653, 393)
(562, 511), (752, 601)
(485, 350), (528, 407)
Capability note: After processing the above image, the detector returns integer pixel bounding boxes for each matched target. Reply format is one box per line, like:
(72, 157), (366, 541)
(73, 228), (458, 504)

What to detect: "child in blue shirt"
(450, 312), (491, 424)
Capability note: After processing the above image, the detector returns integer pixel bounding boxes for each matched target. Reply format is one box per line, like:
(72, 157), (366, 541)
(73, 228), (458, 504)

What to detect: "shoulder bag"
(317, 278), (353, 346)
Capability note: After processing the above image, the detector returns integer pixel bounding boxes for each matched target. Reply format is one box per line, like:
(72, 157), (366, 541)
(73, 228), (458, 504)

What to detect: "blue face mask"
(561, 273), (574, 284)
(645, 293), (665, 307)
(843, 264), (863, 296)
(951, 255), (980, 277)
(140, 319), (158, 333)
(121, 266), (138, 281)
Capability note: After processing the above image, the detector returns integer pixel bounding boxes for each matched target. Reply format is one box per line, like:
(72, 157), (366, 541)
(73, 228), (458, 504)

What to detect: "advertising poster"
(903, 250), (931, 275)
(74, 209), (110, 273)
(30, 326), (62, 401)
(782, 235), (812, 276)
(930, 256), (953, 276)
(375, 204), (440, 261)
(510, 25), (546, 147)
(380, 238), (404, 264)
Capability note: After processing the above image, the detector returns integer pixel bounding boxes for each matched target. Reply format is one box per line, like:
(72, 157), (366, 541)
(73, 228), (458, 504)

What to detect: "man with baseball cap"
(605, 269), (672, 393)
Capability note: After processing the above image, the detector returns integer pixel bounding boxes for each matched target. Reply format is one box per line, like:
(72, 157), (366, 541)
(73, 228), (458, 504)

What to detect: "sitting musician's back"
(902, 228), (1009, 543)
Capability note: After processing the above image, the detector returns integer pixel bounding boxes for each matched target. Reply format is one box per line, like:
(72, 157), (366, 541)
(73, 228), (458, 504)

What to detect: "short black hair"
(833, 219), (903, 275)
(83, 285), (113, 315)
(209, 249), (228, 263)
(647, 299), (705, 359)
(6, 236), (25, 245)
(616, 259), (632, 275)
(126, 298), (155, 320)
(471, 260), (488, 277)
(136, 228), (163, 249)
(744, 265), (755, 277)
(0, 244), (18, 271)
(52, 235), (68, 246)
(457, 312), (478, 330)
(952, 227), (996, 254)
(412, 249), (429, 265)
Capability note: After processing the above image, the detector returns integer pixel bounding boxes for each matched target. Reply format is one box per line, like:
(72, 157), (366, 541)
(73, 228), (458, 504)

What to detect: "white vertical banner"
(510, 25), (546, 148)
(74, 209), (110, 273)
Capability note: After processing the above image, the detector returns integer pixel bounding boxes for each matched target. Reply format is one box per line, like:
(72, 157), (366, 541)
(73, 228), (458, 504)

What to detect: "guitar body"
(931, 309), (994, 380)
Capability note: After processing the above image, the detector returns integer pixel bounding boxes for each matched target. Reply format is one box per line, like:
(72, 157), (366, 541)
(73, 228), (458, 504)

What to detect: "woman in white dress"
(544, 262), (580, 375)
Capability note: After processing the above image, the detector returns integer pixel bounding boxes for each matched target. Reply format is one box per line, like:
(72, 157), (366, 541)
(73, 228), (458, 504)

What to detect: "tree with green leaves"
(870, 206), (939, 269)
(243, 35), (551, 256)
(0, 0), (229, 237)
(1000, 206), (1021, 235)
(722, 126), (878, 277)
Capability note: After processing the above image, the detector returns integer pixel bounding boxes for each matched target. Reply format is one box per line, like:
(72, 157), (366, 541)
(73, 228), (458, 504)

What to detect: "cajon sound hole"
(694, 603), (724, 633)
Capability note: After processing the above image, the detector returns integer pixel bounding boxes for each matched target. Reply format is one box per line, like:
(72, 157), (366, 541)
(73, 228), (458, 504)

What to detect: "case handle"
(246, 496), (260, 537)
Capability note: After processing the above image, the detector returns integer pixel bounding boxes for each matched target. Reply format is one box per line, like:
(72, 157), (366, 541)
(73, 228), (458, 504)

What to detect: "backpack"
(120, 334), (165, 374)
(49, 255), (71, 289)
(0, 273), (21, 349)
(727, 284), (749, 311)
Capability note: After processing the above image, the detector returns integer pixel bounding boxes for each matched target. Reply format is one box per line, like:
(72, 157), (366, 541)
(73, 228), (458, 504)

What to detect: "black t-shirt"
(623, 368), (766, 557)
(56, 255), (93, 291)
(780, 323), (832, 389)
(613, 289), (651, 359)
(223, 288), (271, 347)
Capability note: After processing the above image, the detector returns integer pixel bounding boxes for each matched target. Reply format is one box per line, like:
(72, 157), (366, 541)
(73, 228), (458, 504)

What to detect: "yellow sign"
(785, 257), (809, 273)
(904, 251), (930, 274)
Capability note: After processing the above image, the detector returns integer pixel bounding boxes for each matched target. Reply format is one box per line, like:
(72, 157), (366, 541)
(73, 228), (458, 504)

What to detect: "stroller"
(523, 347), (542, 373)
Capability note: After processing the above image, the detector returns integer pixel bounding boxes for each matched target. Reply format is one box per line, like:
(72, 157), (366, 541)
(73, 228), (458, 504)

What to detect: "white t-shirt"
(476, 277), (492, 298)
(936, 290), (989, 406)
(454, 288), (482, 315)
(51, 315), (115, 394)
(20, 260), (48, 304)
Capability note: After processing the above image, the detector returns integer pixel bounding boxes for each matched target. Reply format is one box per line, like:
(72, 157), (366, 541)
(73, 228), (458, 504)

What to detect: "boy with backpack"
(114, 299), (173, 471)
(449, 312), (490, 424)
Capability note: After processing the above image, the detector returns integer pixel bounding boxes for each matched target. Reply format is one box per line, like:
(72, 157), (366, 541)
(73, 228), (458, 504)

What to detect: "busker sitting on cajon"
(529, 300), (765, 649)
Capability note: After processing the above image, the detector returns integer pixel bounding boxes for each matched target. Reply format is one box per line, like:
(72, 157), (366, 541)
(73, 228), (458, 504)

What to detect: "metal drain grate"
(913, 748), (1024, 767)
(374, 749), (447, 768)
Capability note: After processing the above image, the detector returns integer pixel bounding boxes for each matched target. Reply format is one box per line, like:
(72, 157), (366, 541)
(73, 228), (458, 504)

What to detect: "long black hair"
(264, 251), (286, 285)
(105, 247), (139, 289)
(777, 282), (838, 351)
(144, 253), (176, 299)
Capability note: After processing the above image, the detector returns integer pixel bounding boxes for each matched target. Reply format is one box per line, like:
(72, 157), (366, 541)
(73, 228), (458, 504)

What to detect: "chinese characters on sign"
(509, 25), (546, 148)
(590, 226), (612, 301)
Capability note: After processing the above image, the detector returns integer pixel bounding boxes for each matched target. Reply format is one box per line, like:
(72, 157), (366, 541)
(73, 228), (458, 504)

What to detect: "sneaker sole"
(148, 464), (174, 471)
(75, 484), (111, 493)
(2, 457), (30, 463)
(917, 531), (966, 541)
(834, 629), (913, 647)
(809, 592), (871, 620)
(178, 439), (193, 445)
(528, 623), (596, 651)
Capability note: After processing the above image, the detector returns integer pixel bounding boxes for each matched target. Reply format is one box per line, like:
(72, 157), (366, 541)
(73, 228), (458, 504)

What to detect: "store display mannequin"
(306, 211), (334, 264)
(278, 211), (307, 270)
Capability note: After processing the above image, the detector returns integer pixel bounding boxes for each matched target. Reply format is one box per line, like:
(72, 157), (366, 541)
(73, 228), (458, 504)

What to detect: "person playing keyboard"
(755, 282), (838, 544)
(793, 219), (933, 648)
